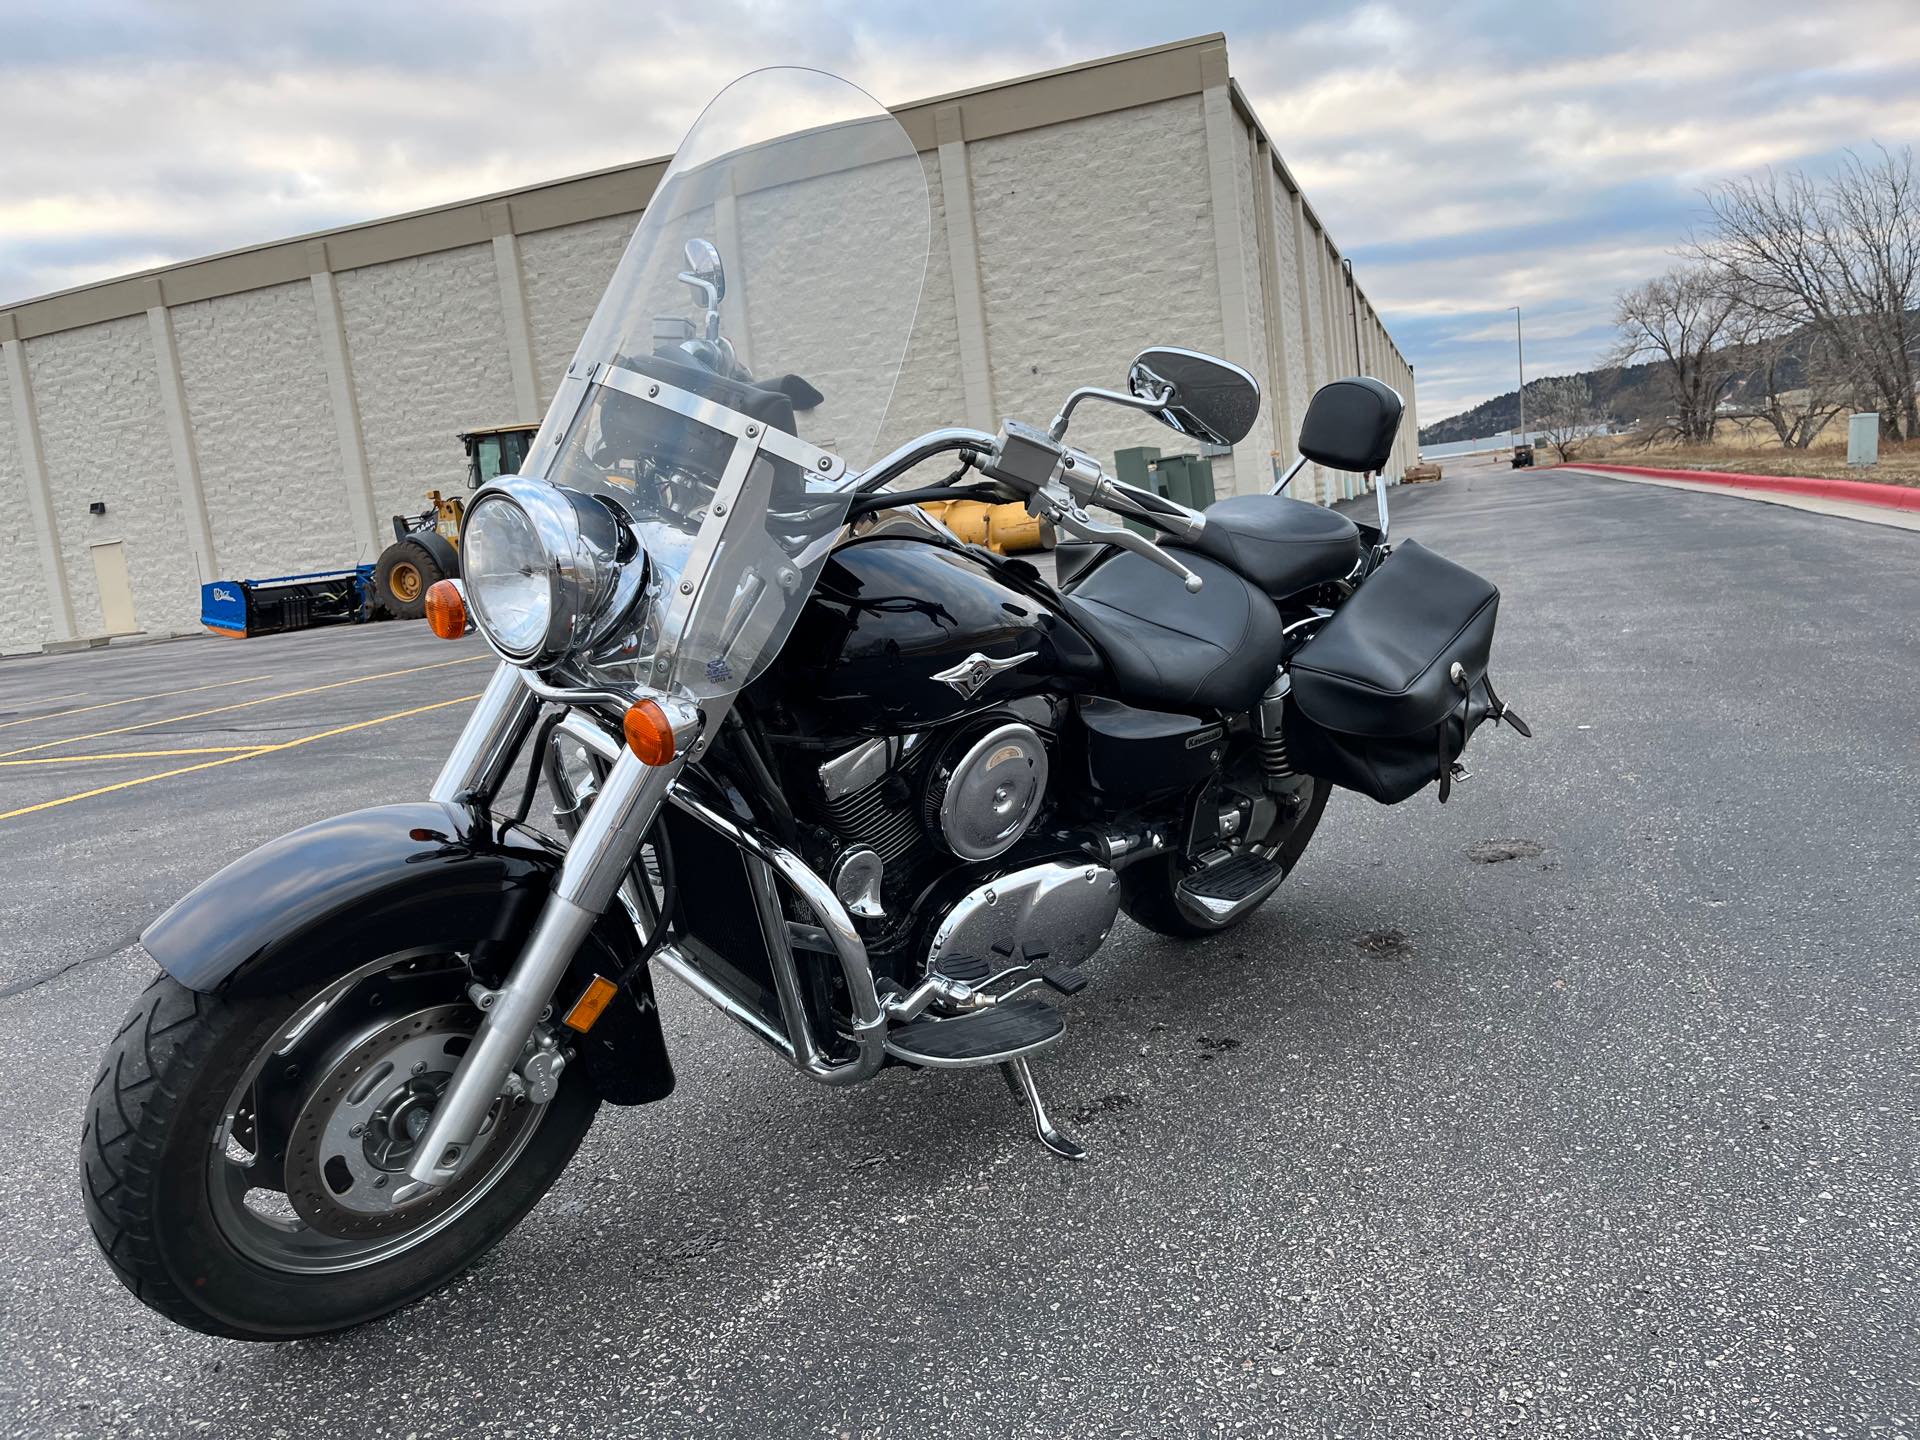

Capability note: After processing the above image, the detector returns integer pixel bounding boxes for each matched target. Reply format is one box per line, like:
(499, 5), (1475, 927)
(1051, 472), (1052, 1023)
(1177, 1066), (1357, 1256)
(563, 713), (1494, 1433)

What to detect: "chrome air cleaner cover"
(924, 721), (1048, 861)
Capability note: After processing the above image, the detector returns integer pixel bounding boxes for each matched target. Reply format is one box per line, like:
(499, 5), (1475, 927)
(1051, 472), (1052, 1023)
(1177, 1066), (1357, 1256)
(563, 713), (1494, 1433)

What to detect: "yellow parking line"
(0, 693), (481, 823)
(0, 675), (269, 731)
(0, 750), (278, 822)
(0, 655), (485, 759)
(1, 690), (89, 714)
(0, 747), (269, 766)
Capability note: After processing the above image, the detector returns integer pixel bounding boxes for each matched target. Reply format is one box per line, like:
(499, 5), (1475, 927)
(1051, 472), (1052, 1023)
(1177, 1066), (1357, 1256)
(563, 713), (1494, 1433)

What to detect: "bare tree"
(1608, 265), (1747, 443)
(1727, 310), (1849, 448)
(1534, 375), (1600, 461)
(1700, 145), (1920, 440)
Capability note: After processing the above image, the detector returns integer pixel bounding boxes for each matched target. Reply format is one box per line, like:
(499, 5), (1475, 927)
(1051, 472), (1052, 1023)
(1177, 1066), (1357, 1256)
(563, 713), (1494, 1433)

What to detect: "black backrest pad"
(623, 349), (798, 434)
(1288, 540), (1499, 737)
(1297, 376), (1403, 474)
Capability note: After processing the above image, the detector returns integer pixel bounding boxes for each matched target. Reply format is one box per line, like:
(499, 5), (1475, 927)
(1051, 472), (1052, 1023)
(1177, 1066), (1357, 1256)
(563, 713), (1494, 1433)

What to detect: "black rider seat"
(1167, 494), (1363, 602)
(1062, 550), (1284, 714)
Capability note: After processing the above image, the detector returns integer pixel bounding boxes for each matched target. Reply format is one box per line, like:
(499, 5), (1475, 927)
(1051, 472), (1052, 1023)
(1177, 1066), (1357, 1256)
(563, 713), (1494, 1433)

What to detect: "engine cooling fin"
(819, 775), (920, 863)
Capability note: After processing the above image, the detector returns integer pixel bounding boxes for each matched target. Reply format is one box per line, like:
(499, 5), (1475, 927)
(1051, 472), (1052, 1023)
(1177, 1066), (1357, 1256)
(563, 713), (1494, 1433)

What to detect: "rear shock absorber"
(1255, 673), (1295, 789)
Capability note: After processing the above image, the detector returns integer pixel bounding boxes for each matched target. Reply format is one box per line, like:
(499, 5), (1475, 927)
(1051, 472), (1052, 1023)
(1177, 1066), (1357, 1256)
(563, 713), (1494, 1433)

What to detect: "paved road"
(2, 466), (1916, 1438)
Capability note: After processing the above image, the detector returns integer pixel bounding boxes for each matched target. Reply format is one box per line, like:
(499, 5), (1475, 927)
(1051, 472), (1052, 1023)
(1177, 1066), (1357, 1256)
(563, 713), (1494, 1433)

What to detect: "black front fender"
(142, 801), (672, 1104)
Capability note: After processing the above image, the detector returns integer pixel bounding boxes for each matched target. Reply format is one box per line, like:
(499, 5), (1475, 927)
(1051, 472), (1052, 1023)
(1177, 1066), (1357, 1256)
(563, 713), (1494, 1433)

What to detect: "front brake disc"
(283, 1004), (540, 1239)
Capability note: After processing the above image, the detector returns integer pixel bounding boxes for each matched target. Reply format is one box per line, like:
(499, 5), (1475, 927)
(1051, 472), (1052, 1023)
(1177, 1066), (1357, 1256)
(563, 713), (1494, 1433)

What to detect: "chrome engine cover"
(927, 861), (1120, 975)
(926, 721), (1048, 861)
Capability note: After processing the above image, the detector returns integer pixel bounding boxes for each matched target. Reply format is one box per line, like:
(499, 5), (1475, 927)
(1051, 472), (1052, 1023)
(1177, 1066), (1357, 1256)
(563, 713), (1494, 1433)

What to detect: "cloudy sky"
(3, 1), (1918, 422)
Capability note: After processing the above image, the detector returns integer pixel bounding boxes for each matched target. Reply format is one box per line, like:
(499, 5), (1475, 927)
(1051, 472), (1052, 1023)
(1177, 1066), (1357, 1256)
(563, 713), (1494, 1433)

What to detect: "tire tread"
(79, 977), (258, 1339)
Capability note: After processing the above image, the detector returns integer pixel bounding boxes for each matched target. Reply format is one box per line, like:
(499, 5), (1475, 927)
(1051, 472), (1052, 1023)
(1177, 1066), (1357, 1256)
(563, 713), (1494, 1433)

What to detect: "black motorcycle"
(82, 68), (1527, 1339)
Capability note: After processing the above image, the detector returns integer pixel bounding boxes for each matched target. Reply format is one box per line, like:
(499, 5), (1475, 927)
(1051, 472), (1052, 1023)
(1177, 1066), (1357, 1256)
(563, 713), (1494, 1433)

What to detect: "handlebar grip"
(1062, 459), (1206, 542)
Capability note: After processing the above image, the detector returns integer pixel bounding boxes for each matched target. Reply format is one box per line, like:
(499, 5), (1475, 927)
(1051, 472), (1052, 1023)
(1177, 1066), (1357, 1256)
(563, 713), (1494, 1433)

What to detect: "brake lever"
(1036, 489), (1204, 593)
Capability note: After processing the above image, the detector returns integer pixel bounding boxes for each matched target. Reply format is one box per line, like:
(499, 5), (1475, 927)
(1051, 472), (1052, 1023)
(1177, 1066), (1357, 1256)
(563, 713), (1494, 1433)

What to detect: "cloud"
(1231, 0), (1920, 422)
(2, 1), (1918, 425)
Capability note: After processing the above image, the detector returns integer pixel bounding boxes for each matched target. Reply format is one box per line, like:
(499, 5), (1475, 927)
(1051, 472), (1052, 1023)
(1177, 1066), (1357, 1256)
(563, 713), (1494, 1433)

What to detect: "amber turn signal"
(562, 974), (620, 1033)
(424, 580), (467, 640)
(623, 699), (676, 764)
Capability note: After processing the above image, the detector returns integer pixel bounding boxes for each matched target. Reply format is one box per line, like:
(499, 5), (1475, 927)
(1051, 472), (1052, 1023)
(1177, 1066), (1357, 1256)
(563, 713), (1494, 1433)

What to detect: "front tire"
(81, 972), (598, 1340)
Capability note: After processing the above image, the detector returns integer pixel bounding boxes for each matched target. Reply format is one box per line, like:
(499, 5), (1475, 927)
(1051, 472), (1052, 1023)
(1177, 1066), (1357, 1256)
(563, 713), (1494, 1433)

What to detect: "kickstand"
(999, 1059), (1088, 1161)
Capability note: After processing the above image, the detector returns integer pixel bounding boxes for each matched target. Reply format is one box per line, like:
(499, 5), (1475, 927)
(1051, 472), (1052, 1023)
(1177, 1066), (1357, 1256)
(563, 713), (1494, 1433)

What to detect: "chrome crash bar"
(552, 712), (886, 1087)
(412, 665), (888, 1187)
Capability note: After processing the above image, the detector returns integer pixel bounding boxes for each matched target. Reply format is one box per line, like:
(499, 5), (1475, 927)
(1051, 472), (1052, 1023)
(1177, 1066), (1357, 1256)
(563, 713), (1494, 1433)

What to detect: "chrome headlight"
(461, 477), (632, 665)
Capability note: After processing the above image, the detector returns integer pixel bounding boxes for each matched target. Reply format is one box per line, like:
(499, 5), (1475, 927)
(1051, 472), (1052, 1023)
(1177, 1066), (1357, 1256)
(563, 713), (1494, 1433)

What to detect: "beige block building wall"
(0, 34), (1414, 656)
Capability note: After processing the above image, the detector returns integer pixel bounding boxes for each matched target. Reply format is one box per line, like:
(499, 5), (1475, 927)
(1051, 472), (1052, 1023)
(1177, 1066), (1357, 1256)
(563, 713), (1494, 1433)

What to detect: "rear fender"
(141, 801), (671, 1105)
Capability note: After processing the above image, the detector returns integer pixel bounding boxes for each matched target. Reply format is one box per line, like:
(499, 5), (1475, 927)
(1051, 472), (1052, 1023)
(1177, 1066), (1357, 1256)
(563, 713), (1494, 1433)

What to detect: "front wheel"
(81, 961), (599, 1340)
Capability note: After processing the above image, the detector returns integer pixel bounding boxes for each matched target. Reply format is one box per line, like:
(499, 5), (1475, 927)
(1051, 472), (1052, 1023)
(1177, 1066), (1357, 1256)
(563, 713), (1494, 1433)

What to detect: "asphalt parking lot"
(2, 463), (1916, 1438)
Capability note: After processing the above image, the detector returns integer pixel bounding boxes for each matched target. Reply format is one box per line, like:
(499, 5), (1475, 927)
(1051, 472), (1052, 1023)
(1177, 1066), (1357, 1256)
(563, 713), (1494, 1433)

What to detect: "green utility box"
(1114, 446), (1217, 534)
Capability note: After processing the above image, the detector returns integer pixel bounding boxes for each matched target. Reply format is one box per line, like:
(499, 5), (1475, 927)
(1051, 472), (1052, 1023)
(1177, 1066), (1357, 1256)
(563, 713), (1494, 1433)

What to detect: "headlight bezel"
(460, 476), (634, 666)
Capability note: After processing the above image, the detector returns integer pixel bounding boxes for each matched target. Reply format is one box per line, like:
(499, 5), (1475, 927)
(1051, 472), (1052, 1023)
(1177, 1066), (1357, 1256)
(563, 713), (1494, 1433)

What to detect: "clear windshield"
(525, 68), (929, 699)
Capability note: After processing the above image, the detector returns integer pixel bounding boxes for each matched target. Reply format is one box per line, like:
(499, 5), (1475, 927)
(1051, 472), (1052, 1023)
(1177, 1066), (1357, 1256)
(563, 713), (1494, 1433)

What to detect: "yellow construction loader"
(371, 424), (538, 619)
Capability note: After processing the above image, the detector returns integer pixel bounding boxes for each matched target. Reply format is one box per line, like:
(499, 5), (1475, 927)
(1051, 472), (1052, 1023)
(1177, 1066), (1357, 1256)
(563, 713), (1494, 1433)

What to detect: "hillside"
(1417, 316), (1859, 446)
(1418, 361), (1666, 446)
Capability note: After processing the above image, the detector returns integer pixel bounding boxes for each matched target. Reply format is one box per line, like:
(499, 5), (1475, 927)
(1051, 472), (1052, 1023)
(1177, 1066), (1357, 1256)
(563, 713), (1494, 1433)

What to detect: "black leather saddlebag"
(1283, 540), (1526, 804)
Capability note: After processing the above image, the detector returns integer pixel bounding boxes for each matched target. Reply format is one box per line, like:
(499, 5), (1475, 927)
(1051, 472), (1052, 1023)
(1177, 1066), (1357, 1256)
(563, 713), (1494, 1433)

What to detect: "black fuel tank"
(775, 536), (1105, 732)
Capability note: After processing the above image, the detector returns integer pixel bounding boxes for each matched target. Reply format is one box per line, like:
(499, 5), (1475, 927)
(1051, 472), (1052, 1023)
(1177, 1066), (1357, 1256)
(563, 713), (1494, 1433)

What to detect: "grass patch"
(1570, 425), (1920, 489)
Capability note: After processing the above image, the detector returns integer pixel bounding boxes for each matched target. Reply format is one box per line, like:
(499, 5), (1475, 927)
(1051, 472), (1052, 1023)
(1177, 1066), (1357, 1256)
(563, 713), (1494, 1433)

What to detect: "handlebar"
(846, 419), (1209, 592)
(849, 428), (997, 493)
(1057, 458), (1206, 543)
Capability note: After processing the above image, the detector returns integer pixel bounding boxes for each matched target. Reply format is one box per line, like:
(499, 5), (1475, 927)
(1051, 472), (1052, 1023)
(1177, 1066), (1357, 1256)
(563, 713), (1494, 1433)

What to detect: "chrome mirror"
(679, 238), (725, 307)
(679, 239), (726, 343)
(1127, 347), (1261, 446)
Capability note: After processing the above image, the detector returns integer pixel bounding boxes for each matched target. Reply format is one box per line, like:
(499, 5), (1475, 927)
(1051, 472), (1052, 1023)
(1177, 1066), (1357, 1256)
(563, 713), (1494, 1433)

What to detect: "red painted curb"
(1564, 462), (1920, 512)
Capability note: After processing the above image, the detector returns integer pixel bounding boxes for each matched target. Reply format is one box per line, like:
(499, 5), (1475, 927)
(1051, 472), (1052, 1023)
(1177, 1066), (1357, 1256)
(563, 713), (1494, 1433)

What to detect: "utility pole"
(1507, 305), (1526, 441)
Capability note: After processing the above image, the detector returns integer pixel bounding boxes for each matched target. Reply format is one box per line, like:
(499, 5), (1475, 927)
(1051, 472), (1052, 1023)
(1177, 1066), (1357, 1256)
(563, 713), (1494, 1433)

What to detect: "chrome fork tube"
(431, 661), (542, 805)
(406, 742), (686, 1188)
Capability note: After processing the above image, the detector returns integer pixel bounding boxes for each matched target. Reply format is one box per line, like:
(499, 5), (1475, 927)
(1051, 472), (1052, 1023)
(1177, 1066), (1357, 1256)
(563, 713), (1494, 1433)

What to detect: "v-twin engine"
(816, 716), (1050, 872)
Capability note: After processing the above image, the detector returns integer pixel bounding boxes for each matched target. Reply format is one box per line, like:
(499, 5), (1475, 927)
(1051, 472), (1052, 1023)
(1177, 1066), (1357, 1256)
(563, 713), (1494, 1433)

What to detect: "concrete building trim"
(0, 33), (1419, 654)
(1315, 241), (1342, 498)
(934, 104), (996, 431)
(1250, 135), (1295, 463)
(146, 298), (218, 585)
(486, 202), (543, 422)
(1287, 190), (1319, 395)
(1, 315), (76, 641)
(1200, 58), (1257, 389)
(308, 264), (381, 555)
(0, 33), (1414, 388)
